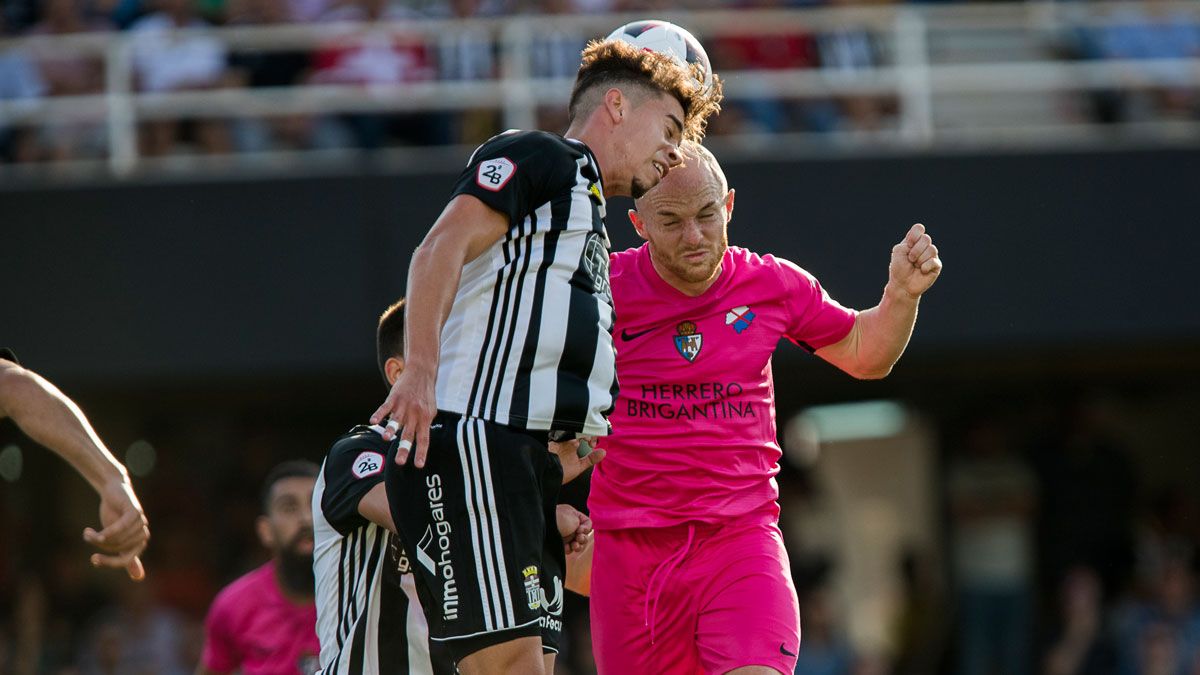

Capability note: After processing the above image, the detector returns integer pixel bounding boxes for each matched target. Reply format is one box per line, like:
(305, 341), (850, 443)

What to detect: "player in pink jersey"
(589, 141), (943, 675)
(199, 461), (322, 675)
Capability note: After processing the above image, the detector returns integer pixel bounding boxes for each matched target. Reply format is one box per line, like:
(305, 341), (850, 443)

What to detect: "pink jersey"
(590, 244), (856, 529)
(201, 561), (320, 675)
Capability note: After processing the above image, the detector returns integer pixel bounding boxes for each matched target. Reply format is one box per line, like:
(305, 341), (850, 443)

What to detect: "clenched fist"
(889, 223), (942, 299)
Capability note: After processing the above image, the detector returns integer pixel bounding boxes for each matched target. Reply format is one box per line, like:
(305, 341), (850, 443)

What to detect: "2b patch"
(476, 157), (515, 191)
(351, 451), (384, 479)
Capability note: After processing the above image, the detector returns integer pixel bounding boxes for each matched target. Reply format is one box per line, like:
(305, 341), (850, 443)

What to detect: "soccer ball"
(605, 20), (714, 95)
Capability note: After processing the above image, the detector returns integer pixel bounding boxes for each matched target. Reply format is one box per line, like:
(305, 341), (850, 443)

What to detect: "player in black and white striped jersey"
(312, 298), (453, 674)
(314, 300), (599, 675)
(313, 423), (449, 675)
(370, 40), (722, 673)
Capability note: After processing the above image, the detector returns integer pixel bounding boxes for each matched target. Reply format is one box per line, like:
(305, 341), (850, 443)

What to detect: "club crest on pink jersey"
(725, 305), (756, 333)
(673, 321), (703, 363)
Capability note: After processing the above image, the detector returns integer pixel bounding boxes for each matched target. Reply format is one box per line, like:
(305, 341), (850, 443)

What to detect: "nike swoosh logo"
(620, 327), (655, 342)
(780, 643), (797, 657)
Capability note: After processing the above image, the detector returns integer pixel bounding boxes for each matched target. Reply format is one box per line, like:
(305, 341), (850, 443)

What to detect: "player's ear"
(725, 188), (735, 221)
(384, 356), (405, 386)
(628, 209), (648, 241)
(603, 88), (624, 125)
(256, 515), (275, 549)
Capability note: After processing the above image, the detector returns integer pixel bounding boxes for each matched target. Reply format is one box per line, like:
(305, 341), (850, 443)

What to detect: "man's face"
(618, 92), (686, 199)
(259, 476), (315, 558)
(633, 160), (732, 289)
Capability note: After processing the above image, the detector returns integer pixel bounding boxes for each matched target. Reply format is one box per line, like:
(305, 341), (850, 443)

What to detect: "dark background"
(3, 146), (1200, 674)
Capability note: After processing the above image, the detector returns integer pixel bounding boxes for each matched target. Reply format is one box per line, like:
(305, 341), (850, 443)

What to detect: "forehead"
(269, 476), (315, 503)
(638, 90), (685, 120)
(642, 161), (724, 213)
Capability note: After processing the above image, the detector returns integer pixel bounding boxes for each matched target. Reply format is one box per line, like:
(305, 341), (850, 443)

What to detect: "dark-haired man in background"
(198, 460), (321, 675)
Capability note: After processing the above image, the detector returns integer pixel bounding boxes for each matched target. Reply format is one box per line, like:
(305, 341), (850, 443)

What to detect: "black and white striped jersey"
(313, 425), (455, 675)
(435, 130), (617, 437)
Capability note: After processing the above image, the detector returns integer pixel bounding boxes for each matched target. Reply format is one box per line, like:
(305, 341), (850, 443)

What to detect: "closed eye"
(666, 114), (683, 142)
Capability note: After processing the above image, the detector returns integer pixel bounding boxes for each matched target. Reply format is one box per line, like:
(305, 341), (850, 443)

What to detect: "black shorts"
(385, 411), (565, 659)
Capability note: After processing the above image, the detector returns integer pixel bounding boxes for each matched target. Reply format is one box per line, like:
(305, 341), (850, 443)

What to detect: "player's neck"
(648, 251), (722, 297)
(564, 122), (627, 198)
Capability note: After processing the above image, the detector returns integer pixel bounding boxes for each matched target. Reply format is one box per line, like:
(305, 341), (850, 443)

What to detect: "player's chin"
(630, 176), (654, 200)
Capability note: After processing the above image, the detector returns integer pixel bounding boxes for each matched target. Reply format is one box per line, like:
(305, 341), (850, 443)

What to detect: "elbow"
(0, 365), (26, 414)
(849, 363), (894, 380)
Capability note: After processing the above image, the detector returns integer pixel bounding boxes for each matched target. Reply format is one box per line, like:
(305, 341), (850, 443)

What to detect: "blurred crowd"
(2, 0), (1197, 165)
(773, 395), (1200, 675)
(3, 392), (1200, 675)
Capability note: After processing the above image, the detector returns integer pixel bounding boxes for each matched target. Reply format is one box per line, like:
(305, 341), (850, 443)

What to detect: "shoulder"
(609, 246), (644, 276)
(328, 425), (391, 458)
(209, 563), (273, 620)
(324, 426), (390, 479)
(732, 247), (818, 286)
(608, 245), (649, 298)
(468, 130), (581, 166)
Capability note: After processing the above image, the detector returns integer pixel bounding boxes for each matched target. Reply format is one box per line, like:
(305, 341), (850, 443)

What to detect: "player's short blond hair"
(633, 141), (729, 212)
(568, 40), (723, 142)
(678, 140), (728, 194)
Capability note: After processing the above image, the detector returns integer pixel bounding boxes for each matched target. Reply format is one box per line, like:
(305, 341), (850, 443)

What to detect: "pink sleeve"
(201, 593), (239, 673)
(778, 257), (856, 352)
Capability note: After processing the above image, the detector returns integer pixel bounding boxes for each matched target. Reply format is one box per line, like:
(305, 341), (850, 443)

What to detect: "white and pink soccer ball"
(605, 20), (715, 95)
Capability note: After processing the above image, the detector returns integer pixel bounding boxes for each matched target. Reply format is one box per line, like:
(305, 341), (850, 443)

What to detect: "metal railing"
(1, 2), (1199, 178)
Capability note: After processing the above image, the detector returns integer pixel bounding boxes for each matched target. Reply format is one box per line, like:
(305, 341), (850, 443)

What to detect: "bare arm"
(566, 541), (593, 597)
(816, 223), (942, 379)
(371, 195), (509, 467)
(357, 483), (396, 533)
(0, 361), (149, 579)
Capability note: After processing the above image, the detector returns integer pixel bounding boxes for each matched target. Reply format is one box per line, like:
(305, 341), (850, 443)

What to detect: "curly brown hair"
(568, 39), (723, 142)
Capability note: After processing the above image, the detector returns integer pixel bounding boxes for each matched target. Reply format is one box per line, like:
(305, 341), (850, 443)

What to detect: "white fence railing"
(1, 2), (1199, 177)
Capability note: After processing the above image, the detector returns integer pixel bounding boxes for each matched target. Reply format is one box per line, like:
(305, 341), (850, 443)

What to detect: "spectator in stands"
(226, 0), (307, 86)
(815, 0), (897, 134)
(310, 0), (443, 148)
(26, 0), (112, 161)
(1041, 565), (1118, 675)
(429, 0), (500, 143)
(1076, 5), (1200, 123)
(0, 0), (39, 32)
(893, 549), (949, 675)
(707, 13), (826, 135)
(130, 0), (231, 156)
(1113, 548), (1200, 675)
(1032, 394), (1137, 602)
(0, 12), (45, 162)
(793, 584), (857, 675)
(225, 0), (352, 153)
(528, 0), (586, 132)
(76, 580), (194, 675)
(948, 414), (1037, 675)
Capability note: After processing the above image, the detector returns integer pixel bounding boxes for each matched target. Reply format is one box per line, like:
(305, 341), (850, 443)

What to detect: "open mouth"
(653, 161), (665, 179)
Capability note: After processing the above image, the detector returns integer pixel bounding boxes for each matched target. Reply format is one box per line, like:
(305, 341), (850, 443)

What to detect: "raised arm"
(370, 195), (508, 467)
(0, 360), (149, 579)
(816, 223), (942, 379)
